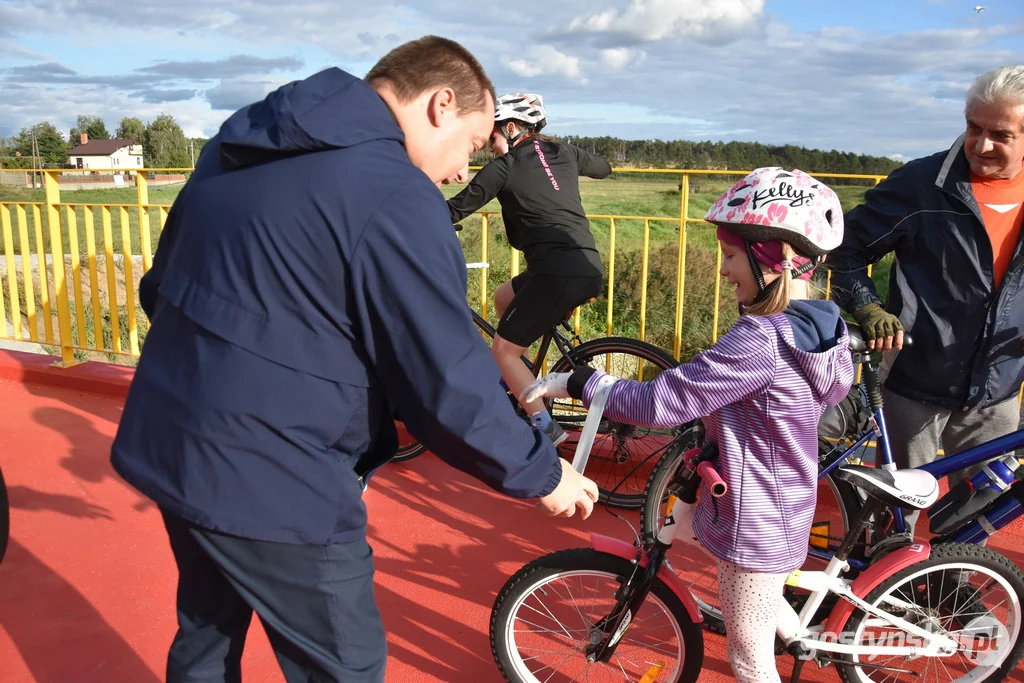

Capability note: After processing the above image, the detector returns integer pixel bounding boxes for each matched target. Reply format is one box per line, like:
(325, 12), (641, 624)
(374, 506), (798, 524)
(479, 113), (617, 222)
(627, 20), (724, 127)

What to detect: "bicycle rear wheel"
(837, 542), (1024, 682)
(490, 548), (704, 683)
(549, 336), (682, 509)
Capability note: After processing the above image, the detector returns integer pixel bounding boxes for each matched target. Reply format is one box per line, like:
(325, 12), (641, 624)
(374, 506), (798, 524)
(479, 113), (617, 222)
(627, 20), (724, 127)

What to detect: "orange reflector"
(665, 494), (678, 517)
(638, 662), (666, 683)
(810, 522), (830, 550)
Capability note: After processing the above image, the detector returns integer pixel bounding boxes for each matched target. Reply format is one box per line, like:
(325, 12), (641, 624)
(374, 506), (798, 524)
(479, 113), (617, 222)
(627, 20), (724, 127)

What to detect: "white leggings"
(717, 560), (787, 683)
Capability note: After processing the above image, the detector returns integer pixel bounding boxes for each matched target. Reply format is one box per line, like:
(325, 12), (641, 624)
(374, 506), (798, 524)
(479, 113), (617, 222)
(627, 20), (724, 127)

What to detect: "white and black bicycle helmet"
(706, 167), (844, 303)
(494, 93), (547, 144)
(705, 167), (844, 258)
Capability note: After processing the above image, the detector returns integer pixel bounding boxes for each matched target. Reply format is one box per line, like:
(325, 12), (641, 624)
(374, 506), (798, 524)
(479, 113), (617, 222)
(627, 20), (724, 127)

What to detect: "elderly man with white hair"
(828, 65), (1024, 535)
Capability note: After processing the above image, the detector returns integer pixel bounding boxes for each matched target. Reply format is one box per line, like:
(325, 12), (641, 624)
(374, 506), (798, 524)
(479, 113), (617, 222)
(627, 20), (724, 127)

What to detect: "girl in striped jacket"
(524, 168), (856, 682)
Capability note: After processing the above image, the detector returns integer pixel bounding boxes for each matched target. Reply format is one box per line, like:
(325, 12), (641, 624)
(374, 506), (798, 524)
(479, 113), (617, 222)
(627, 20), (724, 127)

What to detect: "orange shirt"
(971, 170), (1024, 288)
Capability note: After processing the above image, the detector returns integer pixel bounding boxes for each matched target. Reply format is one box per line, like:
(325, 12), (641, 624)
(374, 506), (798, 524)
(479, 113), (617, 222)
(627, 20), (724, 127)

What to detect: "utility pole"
(31, 128), (39, 188)
(189, 139), (195, 169)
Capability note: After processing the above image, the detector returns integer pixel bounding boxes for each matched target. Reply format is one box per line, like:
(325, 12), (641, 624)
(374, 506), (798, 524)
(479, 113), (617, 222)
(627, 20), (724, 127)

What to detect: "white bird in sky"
(973, 5), (986, 13)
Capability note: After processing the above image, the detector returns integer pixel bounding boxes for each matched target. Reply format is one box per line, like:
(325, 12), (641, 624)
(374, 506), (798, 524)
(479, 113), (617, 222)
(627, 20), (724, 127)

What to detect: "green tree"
(68, 115), (110, 144)
(13, 122), (69, 164)
(144, 114), (190, 168)
(115, 116), (146, 143)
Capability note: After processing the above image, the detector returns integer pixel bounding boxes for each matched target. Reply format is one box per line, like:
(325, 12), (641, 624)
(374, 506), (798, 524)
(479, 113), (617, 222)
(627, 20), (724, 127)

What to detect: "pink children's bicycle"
(489, 377), (1024, 683)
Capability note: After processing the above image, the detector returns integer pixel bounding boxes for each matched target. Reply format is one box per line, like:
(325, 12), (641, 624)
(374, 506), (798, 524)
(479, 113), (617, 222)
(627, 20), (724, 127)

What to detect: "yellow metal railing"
(0, 167), (187, 365)
(460, 168), (886, 360)
(0, 166), (887, 367)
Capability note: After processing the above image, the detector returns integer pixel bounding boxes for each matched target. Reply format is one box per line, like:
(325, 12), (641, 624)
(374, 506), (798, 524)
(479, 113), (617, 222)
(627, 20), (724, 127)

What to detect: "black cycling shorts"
(496, 271), (603, 347)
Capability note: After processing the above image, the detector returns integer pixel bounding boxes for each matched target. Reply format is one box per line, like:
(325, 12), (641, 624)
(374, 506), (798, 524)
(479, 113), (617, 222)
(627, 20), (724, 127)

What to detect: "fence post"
(136, 171), (153, 272)
(43, 171), (80, 367)
(673, 173), (690, 360)
(479, 214), (489, 319)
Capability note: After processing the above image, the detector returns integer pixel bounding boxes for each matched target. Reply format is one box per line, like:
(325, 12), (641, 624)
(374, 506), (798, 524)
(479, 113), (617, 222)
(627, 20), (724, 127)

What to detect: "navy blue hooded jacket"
(829, 135), (1024, 411)
(110, 67), (563, 544)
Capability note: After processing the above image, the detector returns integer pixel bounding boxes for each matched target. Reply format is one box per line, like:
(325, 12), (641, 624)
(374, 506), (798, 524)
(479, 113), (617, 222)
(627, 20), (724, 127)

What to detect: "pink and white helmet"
(495, 93), (547, 132)
(704, 167), (844, 258)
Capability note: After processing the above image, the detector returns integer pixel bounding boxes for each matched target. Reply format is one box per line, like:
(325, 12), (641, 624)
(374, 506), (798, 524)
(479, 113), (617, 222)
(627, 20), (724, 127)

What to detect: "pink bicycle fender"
(590, 534), (703, 623)
(822, 541), (931, 636)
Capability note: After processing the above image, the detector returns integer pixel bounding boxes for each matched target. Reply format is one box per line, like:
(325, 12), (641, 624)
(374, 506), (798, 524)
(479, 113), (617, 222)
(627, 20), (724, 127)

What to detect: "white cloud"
(0, 38), (48, 61)
(600, 48), (640, 70)
(505, 45), (587, 83)
(569, 0), (765, 42)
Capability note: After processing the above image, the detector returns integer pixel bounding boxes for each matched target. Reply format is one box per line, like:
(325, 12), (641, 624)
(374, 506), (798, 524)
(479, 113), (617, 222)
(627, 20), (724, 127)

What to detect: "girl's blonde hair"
(743, 241), (808, 318)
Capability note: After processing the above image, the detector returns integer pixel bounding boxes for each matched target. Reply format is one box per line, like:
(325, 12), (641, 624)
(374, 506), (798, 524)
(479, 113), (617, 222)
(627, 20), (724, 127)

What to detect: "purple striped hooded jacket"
(574, 300), (855, 573)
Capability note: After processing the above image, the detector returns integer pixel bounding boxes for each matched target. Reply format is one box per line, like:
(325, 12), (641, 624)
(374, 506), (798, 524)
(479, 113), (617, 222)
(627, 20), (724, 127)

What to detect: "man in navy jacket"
(111, 36), (598, 682)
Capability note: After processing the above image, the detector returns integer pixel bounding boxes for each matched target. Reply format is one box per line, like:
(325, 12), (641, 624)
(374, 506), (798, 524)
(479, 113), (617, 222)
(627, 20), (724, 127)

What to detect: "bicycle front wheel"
(837, 542), (1024, 683)
(490, 548), (704, 683)
(550, 336), (683, 509)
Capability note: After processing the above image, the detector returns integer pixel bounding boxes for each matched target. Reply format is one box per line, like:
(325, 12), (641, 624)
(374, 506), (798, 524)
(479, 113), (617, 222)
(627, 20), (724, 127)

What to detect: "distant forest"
(472, 135), (902, 180)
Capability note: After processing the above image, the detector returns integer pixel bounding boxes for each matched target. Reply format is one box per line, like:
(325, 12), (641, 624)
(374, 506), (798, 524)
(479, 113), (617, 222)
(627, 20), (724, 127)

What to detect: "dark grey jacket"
(828, 134), (1024, 411)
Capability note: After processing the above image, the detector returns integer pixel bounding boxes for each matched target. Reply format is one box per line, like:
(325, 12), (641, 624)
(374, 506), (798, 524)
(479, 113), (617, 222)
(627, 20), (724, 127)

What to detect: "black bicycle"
(393, 305), (682, 509)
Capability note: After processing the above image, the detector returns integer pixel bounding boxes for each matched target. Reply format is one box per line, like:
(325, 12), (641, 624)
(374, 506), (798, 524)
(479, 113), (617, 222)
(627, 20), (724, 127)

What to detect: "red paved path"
(0, 352), (1021, 682)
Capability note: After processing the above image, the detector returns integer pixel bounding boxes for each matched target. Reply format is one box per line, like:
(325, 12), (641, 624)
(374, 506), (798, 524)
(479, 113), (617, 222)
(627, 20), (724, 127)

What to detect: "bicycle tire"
(549, 336), (681, 509)
(391, 422), (428, 463)
(490, 547), (704, 683)
(837, 542), (1024, 682)
(639, 436), (862, 635)
(0, 465), (8, 565)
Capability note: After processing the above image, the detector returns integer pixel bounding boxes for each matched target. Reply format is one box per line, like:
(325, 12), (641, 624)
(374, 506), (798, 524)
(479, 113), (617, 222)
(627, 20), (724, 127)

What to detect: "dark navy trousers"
(160, 509), (387, 682)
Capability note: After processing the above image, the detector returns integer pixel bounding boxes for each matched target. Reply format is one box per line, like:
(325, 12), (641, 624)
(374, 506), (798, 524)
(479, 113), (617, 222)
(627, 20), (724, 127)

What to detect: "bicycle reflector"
(810, 521), (831, 550)
(665, 494), (679, 517)
(638, 662), (666, 683)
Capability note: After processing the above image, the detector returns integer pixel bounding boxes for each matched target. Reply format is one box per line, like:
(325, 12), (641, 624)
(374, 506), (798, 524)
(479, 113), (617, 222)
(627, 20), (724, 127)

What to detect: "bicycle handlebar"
(697, 461), (727, 497)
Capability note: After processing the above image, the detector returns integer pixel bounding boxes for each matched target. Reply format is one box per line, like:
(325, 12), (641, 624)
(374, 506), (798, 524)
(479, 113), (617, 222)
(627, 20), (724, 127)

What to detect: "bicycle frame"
(778, 544), (957, 660)
(470, 309), (582, 379)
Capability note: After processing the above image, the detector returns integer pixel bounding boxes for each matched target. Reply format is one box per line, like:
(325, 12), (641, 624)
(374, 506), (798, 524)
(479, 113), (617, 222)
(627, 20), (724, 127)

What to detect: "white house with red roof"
(66, 133), (144, 172)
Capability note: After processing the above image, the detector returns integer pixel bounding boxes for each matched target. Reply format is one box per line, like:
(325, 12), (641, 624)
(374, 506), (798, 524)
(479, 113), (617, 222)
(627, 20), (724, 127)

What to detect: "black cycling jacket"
(448, 138), (612, 276)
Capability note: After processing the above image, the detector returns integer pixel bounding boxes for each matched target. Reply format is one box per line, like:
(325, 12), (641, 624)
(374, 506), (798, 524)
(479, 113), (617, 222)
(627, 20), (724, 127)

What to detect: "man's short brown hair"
(366, 35), (496, 115)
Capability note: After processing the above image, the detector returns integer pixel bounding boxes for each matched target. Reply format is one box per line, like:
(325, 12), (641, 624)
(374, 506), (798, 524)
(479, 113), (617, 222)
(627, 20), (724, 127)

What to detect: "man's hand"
(537, 458), (599, 519)
(852, 303), (904, 351)
(521, 372), (571, 404)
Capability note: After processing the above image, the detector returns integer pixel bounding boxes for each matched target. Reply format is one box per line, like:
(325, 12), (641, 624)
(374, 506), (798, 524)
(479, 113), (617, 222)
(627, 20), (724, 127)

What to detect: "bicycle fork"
(581, 444), (719, 664)
(585, 541), (670, 664)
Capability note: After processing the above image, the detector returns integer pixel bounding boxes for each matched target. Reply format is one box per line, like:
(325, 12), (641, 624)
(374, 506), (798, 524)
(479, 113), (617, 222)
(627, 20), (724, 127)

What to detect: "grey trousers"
(882, 388), (1019, 536)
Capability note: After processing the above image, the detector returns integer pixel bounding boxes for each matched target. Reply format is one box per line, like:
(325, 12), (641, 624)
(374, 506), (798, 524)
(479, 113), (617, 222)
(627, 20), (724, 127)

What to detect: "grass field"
(0, 174), (890, 365)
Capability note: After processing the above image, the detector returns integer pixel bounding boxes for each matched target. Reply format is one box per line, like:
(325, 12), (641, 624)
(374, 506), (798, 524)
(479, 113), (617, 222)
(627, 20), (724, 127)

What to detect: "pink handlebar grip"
(697, 461), (727, 498)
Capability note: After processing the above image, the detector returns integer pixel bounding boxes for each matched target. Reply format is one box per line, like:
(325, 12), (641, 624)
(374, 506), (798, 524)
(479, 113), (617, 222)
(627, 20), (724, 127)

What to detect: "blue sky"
(1, 0), (1022, 160)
